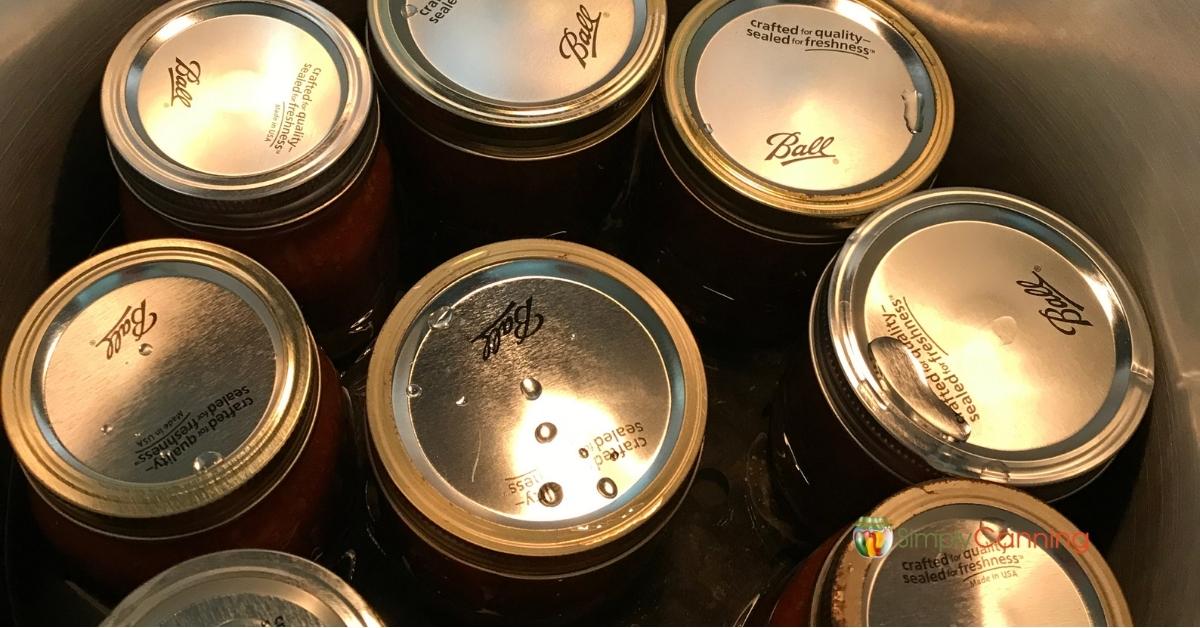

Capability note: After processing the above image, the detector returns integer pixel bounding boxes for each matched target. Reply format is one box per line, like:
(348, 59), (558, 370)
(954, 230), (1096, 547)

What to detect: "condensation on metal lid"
(102, 0), (371, 195)
(0, 239), (313, 521)
(394, 259), (679, 525)
(685, 0), (939, 193)
(367, 240), (706, 557)
(102, 550), (380, 627)
(825, 188), (1154, 486)
(818, 480), (1130, 626)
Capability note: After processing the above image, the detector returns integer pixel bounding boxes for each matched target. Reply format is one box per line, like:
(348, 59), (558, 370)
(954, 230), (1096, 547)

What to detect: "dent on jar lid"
(367, 0), (666, 157)
(367, 240), (705, 562)
(1, 239), (314, 532)
(815, 480), (1130, 625)
(102, 0), (376, 229)
(660, 0), (952, 239)
(824, 188), (1154, 487)
(102, 550), (380, 626)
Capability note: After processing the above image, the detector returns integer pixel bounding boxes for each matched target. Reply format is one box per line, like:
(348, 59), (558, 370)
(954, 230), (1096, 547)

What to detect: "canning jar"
(1, 239), (348, 595)
(364, 240), (706, 620)
(770, 188), (1155, 536)
(755, 480), (1132, 626)
(366, 1), (666, 270)
(101, 0), (396, 360)
(103, 549), (380, 626)
(635, 0), (953, 343)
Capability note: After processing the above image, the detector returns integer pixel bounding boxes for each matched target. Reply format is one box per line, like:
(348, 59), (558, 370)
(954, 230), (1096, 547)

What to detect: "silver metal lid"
(814, 480), (1131, 626)
(367, 0), (666, 158)
(367, 240), (705, 562)
(658, 0), (953, 240)
(2, 239), (315, 532)
(102, 0), (376, 230)
(102, 550), (380, 626)
(824, 188), (1154, 487)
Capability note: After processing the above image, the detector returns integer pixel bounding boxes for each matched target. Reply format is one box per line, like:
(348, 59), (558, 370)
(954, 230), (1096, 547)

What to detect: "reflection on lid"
(820, 481), (1129, 626)
(404, 0), (640, 104)
(1, 240), (313, 522)
(684, 0), (940, 193)
(827, 189), (1154, 486)
(367, 240), (706, 559)
(103, 550), (380, 627)
(397, 267), (676, 525)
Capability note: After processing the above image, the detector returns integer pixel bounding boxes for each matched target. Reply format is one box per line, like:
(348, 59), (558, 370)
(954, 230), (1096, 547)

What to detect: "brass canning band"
(813, 480), (1132, 626)
(1, 239), (314, 525)
(367, 0), (666, 159)
(662, 0), (954, 219)
(367, 239), (706, 558)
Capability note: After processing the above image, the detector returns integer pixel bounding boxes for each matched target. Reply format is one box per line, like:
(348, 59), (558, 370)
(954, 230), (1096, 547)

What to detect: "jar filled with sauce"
(636, 0), (953, 344)
(101, 0), (396, 360)
(755, 480), (1132, 626)
(771, 188), (1155, 537)
(1, 239), (348, 596)
(366, 1), (666, 270)
(364, 240), (706, 621)
(103, 549), (381, 626)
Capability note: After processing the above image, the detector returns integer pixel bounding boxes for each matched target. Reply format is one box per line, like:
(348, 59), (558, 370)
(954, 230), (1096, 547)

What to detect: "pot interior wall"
(0, 1), (1196, 624)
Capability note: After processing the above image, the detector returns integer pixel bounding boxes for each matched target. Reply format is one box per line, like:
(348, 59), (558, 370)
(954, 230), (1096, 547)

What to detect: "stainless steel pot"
(1, 0), (1196, 624)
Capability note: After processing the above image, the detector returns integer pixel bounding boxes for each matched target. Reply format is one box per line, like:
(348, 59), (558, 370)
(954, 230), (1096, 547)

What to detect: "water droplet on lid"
(569, 333), (577, 341)
(405, 384), (423, 399)
(427, 306), (453, 330)
(134, 431), (142, 439)
(538, 482), (563, 507)
(100, 424), (113, 435)
(902, 89), (924, 134)
(402, 3), (418, 17)
(455, 396), (467, 406)
(138, 343), (153, 356)
(192, 451), (223, 473)
(578, 448), (589, 459)
(597, 477), (618, 499)
(990, 316), (1018, 345)
(520, 377), (542, 400)
(534, 422), (557, 443)
(157, 450), (169, 460)
(702, 122), (714, 134)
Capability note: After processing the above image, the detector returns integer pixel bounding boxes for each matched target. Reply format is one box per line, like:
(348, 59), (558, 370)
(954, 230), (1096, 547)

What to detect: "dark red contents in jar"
(363, 476), (650, 623)
(385, 111), (641, 276)
(30, 351), (348, 597)
(629, 121), (838, 351)
(120, 143), (399, 359)
(759, 531), (843, 626)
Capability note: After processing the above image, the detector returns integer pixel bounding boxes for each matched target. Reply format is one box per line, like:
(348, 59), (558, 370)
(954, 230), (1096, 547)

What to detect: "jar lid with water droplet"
(659, 0), (953, 241)
(101, 0), (378, 230)
(366, 240), (706, 574)
(102, 549), (380, 626)
(367, 0), (666, 158)
(818, 188), (1154, 491)
(810, 480), (1130, 625)
(1, 239), (318, 535)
